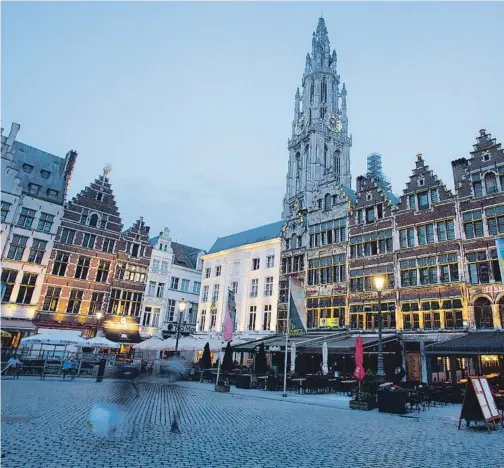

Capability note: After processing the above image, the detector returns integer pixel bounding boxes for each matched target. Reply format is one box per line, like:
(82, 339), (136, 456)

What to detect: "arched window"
(484, 172), (498, 194)
(321, 79), (327, 103)
(291, 233), (297, 249)
(89, 213), (99, 227)
(297, 235), (302, 248)
(474, 297), (493, 329)
(310, 81), (315, 103)
(334, 150), (341, 174)
(324, 145), (328, 168)
(295, 152), (301, 179)
(324, 193), (331, 211)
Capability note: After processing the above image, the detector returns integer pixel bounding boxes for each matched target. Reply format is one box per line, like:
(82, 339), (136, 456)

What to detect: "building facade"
(1, 122), (77, 346)
(279, 17), (354, 333)
(197, 222), (283, 335)
(35, 170), (152, 342)
(141, 227), (204, 338)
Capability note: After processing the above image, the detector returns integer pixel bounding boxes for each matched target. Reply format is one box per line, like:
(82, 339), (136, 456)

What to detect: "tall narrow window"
(485, 172), (498, 195)
(37, 213), (55, 232)
(324, 193), (331, 211)
(88, 292), (105, 315)
(1, 201), (11, 222)
(334, 151), (341, 174)
(7, 235), (28, 260)
(75, 256), (90, 280)
(248, 306), (257, 330)
(16, 273), (37, 305)
(310, 80), (314, 103)
(321, 79), (327, 103)
(67, 289), (83, 314)
(96, 260), (110, 283)
(52, 251), (70, 276)
(28, 239), (47, 264)
(42, 287), (61, 312)
(1, 269), (18, 302)
(324, 145), (328, 168)
(89, 213), (99, 227)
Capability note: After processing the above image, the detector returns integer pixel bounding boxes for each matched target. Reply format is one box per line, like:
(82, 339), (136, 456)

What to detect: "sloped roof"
(172, 242), (204, 269)
(208, 221), (284, 254)
(11, 140), (68, 205)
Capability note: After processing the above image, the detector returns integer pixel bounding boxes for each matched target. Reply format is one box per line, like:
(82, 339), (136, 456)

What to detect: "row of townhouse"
(279, 129), (504, 336)
(1, 123), (204, 349)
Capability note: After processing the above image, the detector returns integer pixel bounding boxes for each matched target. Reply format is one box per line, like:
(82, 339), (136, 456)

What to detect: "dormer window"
(484, 172), (498, 195)
(418, 178), (425, 187)
(366, 193), (372, 201)
(28, 183), (40, 195)
(482, 152), (491, 162)
(40, 170), (50, 179)
(377, 204), (383, 219)
(431, 189), (439, 203)
(96, 192), (103, 202)
(365, 207), (375, 224)
(22, 164), (33, 173)
(408, 194), (417, 210)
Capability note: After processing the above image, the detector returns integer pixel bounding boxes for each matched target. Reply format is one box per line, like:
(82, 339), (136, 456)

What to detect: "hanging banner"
(289, 277), (307, 333)
(495, 238), (504, 282)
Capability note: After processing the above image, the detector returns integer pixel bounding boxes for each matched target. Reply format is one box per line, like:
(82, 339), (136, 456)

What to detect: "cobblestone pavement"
(1, 378), (503, 468)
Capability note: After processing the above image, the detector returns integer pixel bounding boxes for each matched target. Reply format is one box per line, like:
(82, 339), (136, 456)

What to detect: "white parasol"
(84, 335), (120, 349)
(20, 330), (89, 347)
(322, 341), (328, 375)
(134, 336), (171, 350)
(290, 342), (296, 373)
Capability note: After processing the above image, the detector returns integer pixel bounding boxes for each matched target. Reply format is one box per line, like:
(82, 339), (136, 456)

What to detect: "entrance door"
(406, 352), (421, 381)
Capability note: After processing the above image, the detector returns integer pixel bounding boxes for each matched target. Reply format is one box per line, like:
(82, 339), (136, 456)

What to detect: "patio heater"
(374, 275), (386, 382)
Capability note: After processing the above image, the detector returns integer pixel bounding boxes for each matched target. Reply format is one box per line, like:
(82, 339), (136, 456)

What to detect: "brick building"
(35, 170), (152, 342)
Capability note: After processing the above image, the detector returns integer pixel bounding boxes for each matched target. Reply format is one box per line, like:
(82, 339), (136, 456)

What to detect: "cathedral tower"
(282, 17), (352, 219)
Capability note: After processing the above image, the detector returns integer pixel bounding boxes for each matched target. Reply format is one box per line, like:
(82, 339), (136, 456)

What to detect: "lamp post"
(95, 311), (103, 335)
(174, 299), (187, 355)
(373, 275), (386, 381)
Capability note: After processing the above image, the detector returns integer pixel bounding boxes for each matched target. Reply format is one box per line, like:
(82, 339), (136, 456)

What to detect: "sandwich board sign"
(458, 376), (503, 432)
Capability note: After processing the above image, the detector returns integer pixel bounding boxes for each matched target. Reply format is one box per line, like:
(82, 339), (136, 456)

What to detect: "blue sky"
(2, 2), (503, 250)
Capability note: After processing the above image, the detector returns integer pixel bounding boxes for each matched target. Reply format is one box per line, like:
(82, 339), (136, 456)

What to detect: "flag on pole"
(289, 277), (307, 333)
(223, 289), (236, 342)
(496, 238), (504, 280)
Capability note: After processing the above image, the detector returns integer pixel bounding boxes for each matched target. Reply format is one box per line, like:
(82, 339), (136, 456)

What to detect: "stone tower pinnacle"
(283, 17), (352, 219)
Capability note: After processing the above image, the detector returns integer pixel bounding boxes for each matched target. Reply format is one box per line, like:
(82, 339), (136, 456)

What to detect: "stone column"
(420, 341), (428, 384)
(491, 304), (502, 329)
(466, 305), (475, 328)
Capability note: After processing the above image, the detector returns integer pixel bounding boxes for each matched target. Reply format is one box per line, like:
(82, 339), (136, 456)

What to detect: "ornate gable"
(397, 154), (454, 210)
(64, 171), (123, 234)
(452, 130), (504, 199)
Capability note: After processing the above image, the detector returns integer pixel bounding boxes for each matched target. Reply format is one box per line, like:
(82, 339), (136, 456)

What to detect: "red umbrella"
(353, 336), (365, 381)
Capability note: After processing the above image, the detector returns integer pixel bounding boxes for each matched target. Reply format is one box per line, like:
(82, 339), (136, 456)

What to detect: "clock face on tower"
(324, 111), (342, 133)
(294, 114), (308, 136)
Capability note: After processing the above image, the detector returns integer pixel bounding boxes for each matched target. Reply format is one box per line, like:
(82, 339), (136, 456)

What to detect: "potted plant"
(349, 370), (378, 411)
(377, 383), (407, 414)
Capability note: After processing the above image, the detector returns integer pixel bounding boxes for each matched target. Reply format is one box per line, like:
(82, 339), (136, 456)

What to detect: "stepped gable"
(120, 216), (152, 257)
(63, 173), (123, 234)
(397, 153), (454, 211)
(452, 130), (504, 198)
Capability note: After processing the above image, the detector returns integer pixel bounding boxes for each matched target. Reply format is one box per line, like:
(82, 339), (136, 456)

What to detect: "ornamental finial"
(103, 164), (112, 176)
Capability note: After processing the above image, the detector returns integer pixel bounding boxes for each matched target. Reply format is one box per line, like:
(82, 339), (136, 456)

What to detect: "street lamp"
(93, 311), (104, 337)
(174, 299), (187, 354)
(373, 275), (386, 381)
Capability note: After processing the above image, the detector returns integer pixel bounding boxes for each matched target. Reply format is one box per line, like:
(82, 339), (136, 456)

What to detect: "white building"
(1, 122), (77, 345)
(197, 221), (283, 336)
(140, 227), (204, 338)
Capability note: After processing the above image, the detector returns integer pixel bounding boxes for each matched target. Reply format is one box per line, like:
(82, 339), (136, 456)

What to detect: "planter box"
(215, 384), (230, 393)
(235, 374), (252, 389)
(378, 390), (407, 414)
(349, 399), (375, 411)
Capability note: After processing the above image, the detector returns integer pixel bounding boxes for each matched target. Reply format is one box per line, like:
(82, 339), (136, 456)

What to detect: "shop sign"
(306, 289), (318, 296)
(326, 318), (340, 327)
(481, 285), (504, 295)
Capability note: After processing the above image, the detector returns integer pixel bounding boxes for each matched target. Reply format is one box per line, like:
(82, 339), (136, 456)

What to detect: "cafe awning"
(426, 332), (504, 356)
(0, 319), (37, 331)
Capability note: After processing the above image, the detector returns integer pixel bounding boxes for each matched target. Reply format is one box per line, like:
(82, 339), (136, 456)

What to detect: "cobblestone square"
(1, 378), (503, 468)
